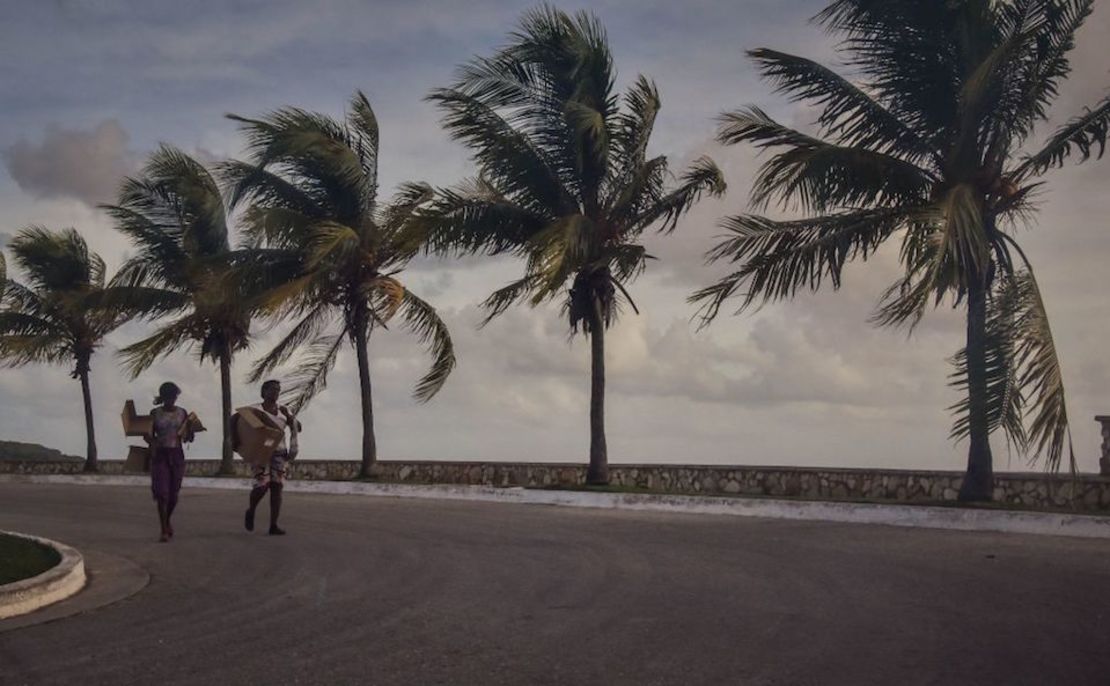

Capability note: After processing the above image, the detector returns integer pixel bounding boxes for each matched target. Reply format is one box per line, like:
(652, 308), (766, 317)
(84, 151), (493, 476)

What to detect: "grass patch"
(0, 534), (61, 585)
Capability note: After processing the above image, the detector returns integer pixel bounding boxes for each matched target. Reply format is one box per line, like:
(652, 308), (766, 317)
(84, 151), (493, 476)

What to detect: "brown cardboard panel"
(233, 407), (284, 467)
(123, 445), (151, 473)
(121, 400), (153, 437)
(178, 412), (207, 438)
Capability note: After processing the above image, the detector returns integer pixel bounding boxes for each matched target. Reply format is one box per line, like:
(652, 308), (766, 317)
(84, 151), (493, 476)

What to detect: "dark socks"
(246, 485), (268, 531)
(268, 483), (284, 535)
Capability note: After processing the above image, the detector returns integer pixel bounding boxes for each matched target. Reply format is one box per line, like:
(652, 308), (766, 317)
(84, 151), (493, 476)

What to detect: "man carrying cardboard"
(240, 380), (301, 535)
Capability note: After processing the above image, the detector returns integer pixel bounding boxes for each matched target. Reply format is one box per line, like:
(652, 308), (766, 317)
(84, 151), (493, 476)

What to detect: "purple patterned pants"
(150, 447), (185, 508)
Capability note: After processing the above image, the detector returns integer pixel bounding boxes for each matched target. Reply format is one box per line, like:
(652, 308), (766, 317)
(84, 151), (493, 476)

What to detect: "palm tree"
(101, 146), (253, 475)
(0, 227), (128, 471)
(692, 0), (1109, 501)
(421, 7), (726, 485)
(222, 91), (456, 478)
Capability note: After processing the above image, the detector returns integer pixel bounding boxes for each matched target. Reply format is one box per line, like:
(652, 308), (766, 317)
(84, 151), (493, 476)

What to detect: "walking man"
(243, 380), (300, 535)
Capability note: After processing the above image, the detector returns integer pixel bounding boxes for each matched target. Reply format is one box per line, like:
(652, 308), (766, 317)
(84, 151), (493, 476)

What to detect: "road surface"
(1, 482), (1108, 685)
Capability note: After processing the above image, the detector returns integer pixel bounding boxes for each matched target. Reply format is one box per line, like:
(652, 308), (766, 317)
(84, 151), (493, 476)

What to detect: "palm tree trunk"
(354, 321), (378, 479)
(218, 348), (235, 475)
(958, 274), (994, 502)
(77, 354), (98, 473)
(586, 297), (609, 485)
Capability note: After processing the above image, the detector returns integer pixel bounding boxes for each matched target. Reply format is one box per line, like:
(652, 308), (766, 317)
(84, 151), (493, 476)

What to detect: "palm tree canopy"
(693, 0), (1109, 470)
(422, 5), (726, 332)
(101, 145), (254, 376)
(222, 91), (455, 410)
(0, 227), (123, 373)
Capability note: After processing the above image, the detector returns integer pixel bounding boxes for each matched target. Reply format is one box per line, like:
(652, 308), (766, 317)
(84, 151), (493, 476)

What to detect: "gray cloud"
(1, 0), (1108, 474)
(3, 120), (137, 206)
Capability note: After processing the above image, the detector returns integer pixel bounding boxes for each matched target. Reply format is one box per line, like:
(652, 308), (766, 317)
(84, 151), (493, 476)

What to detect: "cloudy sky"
(1, 0), (1107, 472)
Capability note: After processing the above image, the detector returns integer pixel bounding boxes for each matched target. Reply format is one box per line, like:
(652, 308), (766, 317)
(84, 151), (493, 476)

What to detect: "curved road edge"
(2, 473), (1109, 539)
(0, 531), (86, 620)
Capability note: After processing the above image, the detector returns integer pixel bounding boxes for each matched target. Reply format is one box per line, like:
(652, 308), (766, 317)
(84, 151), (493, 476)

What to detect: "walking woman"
(147, 382), (194, 542)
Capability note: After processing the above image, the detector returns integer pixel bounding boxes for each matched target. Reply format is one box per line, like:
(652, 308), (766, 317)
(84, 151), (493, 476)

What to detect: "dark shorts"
(150, 447), (185, 504)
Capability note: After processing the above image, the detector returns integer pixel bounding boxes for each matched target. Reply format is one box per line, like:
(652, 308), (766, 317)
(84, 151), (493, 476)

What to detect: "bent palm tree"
(693, 0), (1109, 500)
(223, 91), (456, 478)
(423, 7), (725, 484)
(0, 227), (128, 471)
(102, 146), (253, 475)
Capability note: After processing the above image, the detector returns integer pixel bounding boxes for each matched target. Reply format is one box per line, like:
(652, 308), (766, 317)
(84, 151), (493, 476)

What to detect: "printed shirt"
(152, 407), (187, 448)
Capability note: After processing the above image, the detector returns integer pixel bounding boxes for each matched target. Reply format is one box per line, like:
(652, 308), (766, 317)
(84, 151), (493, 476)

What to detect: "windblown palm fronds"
(0, 227), (128, 471)
(693, 0), (1108, 500)
(223, 91), (456, 476)
(101, 146), (257, 473)
(421, 6), (726, 484)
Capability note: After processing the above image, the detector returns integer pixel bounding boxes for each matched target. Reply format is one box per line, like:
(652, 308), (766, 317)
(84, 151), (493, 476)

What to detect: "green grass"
(0, 534), (61, 585)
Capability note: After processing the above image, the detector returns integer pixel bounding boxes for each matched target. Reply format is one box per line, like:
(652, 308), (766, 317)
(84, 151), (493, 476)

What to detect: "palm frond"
(306, 221), (361, 271)
(606, 243), (650, 284)
(284, 332), (346, 413)
(718, 107), (934, 212)
(872, 187), (992, 330)
(419, 181), (547, 256)
(1008, 268), (1075, 471)
(226, 109), (370, 221)
(608, 75), (661, 188)
(692, 207), (910, 325)
(366, 275), (406, 325)
(479, 274), (542, 325)
(989, 0), (1095, 157)
(117, 315), (199, 378)
(0, 311), (64, 340)
(1012, 95), (1110, 180)
(98, 205), (188, 287)
(747, 47), (936, 161)
(398, 289), (456, 402)
(348, 90), (380, 195)
(219, 160), (322, 220)
(628, 156), (726, 234)
(428, 87), (578, 214)
(379, 182), (435, 262)
(94, 283), (189, 320)
(9, 227), (96, 294)
(247, 303), (334, 383)
(0, 279), (54, 321)
(0, 330), (71, 367)
(528, 214), (595, 301)
(948, 275), (1026, 450)
(814, 0), (963, 138)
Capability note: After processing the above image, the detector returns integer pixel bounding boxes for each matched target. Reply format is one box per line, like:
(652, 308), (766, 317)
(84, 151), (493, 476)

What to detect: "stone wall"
(2, 458), (1108, 511)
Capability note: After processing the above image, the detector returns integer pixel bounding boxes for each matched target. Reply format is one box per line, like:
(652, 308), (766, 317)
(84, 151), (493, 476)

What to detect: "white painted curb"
(0, 531), (86, 620)
(4, 473), (1110, 540)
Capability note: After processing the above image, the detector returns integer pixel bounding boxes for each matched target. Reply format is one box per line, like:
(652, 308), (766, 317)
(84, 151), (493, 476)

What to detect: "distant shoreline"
(0, 441), (81, 462)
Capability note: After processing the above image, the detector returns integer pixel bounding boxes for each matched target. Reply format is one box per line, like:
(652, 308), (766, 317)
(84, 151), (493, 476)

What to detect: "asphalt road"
(1, 483), (1108, 686)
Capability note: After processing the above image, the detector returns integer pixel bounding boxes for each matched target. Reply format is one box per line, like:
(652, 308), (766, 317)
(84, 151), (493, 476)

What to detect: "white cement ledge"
(4, 473), (1110, 540)
(0, 531), (86, 620)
